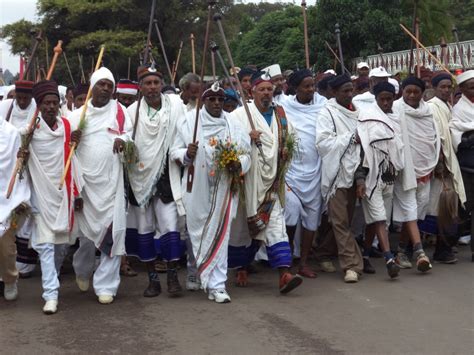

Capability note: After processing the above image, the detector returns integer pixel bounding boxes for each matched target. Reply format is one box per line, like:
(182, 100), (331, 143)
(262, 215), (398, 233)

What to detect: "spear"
(452, 25), (466, 70)
(301, 1), (310, 69)
(186, 0), (216, 193)
(6, 41), (63, 198)
(190, 33), (196, 74)
(58, 46), (105, 189)
(154, 19), (173, 84)
(334, 23), (346, 74)
(213, 13), (268, 167)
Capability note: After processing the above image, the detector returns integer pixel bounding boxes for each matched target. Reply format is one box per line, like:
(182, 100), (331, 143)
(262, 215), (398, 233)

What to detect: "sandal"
(236, 269), (248, 287)
(120, 263), (138, 277)
(298, 265), (317, 278)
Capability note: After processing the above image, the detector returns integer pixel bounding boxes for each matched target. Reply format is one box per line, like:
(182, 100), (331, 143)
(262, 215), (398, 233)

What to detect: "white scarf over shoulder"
(230, 102), (287, 218)
(28, 116), (83, 244)
(352, 91), (375, 112)
(393, 98), (439, 180)
(127, 94), (185, 213)
(451, 94), (474, 151)
(283, 94), (325, 204)
(68, 100), (131, 256)
(428, 96), (466, 204)
(358, 103), (404, 197)
(170, 108), (250, 290)
(316, 98), (360, 202)
(0, 116), (31, 237)
(0, 98), (36, 134)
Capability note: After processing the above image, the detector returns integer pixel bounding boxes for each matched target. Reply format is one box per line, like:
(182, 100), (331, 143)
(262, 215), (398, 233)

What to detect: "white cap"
(357, 62), (369, 69)
(262, 64), (282, 78)
(456, 70), (474, 85)
(369, 66), (391, 78)
(90, 67), (115, 89)
(324, 69), (336, 75)
(388, 78), (400, 95)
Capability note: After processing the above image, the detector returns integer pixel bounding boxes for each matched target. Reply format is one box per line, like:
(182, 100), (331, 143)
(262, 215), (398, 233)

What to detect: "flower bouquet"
(209, 137), (245, 193)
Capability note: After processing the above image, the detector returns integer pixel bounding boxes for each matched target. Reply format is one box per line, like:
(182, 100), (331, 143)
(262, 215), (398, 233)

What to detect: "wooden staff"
(377, 43), (385, 68)
(58, 46), (105, 189)
(334, 23), (346, 74)
(172, 41), (184, 83)
(301, 1), (310, 69)
(153, 19), (173, 84)
(6, 41), (63, 199)
(211, 49), (216, 80)
(190, 33), (196, 74)
(63, 51), (76, 86)
(45, 38), (50, 73)
(324, 41), (350, 75)
(415, 17), (421, 78)
(127, 57), (131, 79)
(186, 0), (216, 193)
(78, 52), (86, 83)
(452, 25), (466, 70)
(400, 24), (455, 79)
(213, 13), (267, 167)
(211, 41), (238, 93)
(408, 1), (418, 75)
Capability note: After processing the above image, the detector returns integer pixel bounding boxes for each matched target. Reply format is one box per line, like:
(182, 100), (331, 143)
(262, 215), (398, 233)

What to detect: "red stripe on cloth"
(116, 83), (138, 90)
(61, 117), (74, 231)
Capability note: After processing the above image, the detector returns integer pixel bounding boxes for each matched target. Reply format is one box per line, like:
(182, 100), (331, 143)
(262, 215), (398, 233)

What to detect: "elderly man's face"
(92, 79), (114, 107)
(460, 78), (474, 101)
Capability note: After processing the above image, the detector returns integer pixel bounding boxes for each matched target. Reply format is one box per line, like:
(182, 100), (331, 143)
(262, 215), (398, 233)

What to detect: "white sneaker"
(76, 277), (89, 292)
(4, 282), (18, 301)
(344, 270), (359, 283)
(208, 289), (231, 303)
(98, 294), (114, 304)
(43, 300), (58, 315)
(186, 275), (201, 291)
(458, 235), (471, 245)
(319, 260), (336, 273)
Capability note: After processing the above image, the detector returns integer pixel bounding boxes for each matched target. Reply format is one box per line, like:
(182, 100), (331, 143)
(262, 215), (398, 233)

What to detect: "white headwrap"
(90, 67), (115, 89)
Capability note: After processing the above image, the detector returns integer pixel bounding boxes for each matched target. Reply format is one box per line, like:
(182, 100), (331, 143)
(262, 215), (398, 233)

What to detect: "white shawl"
(283, 94), (325, 205)
(28, 116), (83, 244)
(352, 91), (375, 112)
(316, 98), (361, 202)
(170, 108), (250, 290)
(230, 102), (286, 219)
(127, 94), (185, 213)
(0, 116), (31, 237)
(428, 96), (466, 204)
(68, 100), (131, 256)
(358, 103), (404, 197)
(0, 98), (36, 134)
(451, 94), (474, 151)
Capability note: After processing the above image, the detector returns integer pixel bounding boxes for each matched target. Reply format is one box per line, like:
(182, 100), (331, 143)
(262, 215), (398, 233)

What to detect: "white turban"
(90, 67), (115, 89)
(388, 78), (400, 95)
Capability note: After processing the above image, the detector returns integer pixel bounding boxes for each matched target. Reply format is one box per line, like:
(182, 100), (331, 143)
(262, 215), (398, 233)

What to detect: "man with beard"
(179, 73), (201, 112)
(263, 64), (287, 104)
(228, 72), (303, 294)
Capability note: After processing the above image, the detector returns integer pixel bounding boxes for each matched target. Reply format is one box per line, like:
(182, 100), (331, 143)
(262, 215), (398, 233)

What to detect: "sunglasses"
(208, 97), (225, 102)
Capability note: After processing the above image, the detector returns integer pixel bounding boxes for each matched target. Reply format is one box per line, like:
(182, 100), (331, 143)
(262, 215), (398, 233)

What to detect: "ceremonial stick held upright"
(301, 1), (310, 69)
(335, 23), (346, 74)
(7, 41), (63, 199)
(191, 33), (196, 74)
(213, 13), (267, 166)
(172, 41), (184, 84)
(324, 41), (350, 75)
(210, 41), (238, 93)
(154, 19), (173, 84)
(186, 0), (216, 193)
(58, 46), (105, 189)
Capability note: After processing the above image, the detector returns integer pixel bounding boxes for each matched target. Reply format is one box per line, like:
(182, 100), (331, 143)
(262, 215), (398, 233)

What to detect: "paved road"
(1, 246), (473, 354)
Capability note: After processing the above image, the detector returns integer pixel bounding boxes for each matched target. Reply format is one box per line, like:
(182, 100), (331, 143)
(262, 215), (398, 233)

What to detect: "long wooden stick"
(211, 49), (216, 80)
(78, 52), (86, 83)
(324, 41), (350, 75)
(334, 23), (346, 74)
(301, 1), (310, 69)
(58, 46), (105, 189)
(63, 51), (76, 86)
(400, 24), (454, 79)
(154, 19), (173, 84)
(415, 17), (421, 78)
(408, 1), (417, 76)
(172, 41), (184, 83)
(6, 41), (63, 199)
(191, 33), (196, 74)
(211, 42), (238, 93)
(187, 0), (216, 193)
(452, 25), (466, 70)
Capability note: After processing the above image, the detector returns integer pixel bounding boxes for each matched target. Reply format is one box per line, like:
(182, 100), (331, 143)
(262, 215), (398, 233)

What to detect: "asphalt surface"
(1, 245), (473, 354)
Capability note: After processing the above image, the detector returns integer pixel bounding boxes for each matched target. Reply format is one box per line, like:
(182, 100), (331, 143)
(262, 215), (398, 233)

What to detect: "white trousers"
(207, 245), (228, 291)
(73, 237), (121, 296)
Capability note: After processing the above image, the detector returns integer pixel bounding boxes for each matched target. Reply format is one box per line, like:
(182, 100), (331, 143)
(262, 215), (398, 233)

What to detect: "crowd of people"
(0, 60), (473, 315)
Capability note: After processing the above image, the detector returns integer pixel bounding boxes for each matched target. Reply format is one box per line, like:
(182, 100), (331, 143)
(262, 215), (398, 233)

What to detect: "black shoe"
(433, 250), (458, 264)
(386, 259), (400, 279)
(369, 246), (383, 258)
(167, 269), (183, 295)
(363, 258), (376, 274)
(143, 279), (162, 297)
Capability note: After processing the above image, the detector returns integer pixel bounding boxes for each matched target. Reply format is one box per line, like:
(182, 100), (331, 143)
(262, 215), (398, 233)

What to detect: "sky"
(0, 0), (317, 75)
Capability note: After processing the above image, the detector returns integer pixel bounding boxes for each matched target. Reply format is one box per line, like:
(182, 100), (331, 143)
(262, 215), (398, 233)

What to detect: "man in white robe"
(126, 65), (186, 297)
(69, 67), (132, 304)
(0, 80), (39, 277)
(352, 67), (391, 112)
(0, 115), (30, 301)
(426, 73), (466, 264)
(450, 70), (474, 261)
(27, 80), (83, 314)
(171, 83), (251, 303)
(355, 82), (404, 278)
(282, 68), (324, 278)
(392, 76), (438, 272)
(228, 72), (303, 294)
(316, 74), (364, 283)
